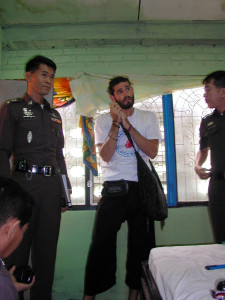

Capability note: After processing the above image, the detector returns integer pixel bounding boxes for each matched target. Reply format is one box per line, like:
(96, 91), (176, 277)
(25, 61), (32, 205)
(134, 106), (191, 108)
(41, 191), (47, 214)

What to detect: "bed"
(141, 244), (225, 300)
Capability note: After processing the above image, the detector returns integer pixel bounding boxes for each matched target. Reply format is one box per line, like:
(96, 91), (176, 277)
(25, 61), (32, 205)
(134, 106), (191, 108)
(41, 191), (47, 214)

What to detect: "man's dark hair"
(0, 176), (33, 228)
(107, 76), (132, 96)
(25, 55), (57, 73)
(202, 70), (225, 88)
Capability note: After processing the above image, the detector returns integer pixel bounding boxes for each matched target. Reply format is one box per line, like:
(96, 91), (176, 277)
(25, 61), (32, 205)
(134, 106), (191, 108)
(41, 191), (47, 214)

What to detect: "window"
(57, 87), (211, 209)
(56, 102), (86, 206)
(173, 87), (212, 204)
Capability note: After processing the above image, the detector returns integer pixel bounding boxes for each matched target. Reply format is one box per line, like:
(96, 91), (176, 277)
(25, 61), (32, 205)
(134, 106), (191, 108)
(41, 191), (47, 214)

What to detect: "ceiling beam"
(2, 21), (225, 51)
(3, 38), (225, 51)
(3, 21), (225, 41)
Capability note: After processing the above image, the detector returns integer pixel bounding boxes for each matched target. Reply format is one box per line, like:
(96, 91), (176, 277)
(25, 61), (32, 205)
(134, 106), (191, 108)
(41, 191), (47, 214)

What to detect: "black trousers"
(5, 173), (61, 300)
(208, 178), (225, 244)
(84, 181), (155, 295)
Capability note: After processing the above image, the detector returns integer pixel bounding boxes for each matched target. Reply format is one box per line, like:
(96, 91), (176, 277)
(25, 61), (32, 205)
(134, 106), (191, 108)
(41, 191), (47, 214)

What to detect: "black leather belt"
(28, 165), (60, 176)
(211, 171), (225, 180)
(15, 159), (60, 176)
(16, 164), (60, 176)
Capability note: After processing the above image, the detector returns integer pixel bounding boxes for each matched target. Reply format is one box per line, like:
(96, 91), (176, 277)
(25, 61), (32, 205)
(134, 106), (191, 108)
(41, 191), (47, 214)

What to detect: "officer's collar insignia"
(22, 108), (36, 119)
(51, 117), (61, 124)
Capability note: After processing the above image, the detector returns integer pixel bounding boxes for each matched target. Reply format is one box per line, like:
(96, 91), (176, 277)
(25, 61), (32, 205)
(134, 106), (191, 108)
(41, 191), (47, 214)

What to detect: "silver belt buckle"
(43, 166), (52, 176)
(31, 165), (38, 174)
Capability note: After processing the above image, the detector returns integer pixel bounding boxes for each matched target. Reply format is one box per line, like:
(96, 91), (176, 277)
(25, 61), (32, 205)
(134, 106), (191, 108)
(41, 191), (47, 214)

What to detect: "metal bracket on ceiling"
(138, 0), (141, 21)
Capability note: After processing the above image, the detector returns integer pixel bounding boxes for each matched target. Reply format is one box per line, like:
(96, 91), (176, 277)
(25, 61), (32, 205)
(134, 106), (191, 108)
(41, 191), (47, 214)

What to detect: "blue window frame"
(163, 94), (178, 207)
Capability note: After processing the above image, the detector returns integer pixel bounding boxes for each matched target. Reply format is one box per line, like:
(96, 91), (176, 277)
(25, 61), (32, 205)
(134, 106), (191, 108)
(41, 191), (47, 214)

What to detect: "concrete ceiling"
(0, 0), (225, 27)
(1, 0), (224, 52)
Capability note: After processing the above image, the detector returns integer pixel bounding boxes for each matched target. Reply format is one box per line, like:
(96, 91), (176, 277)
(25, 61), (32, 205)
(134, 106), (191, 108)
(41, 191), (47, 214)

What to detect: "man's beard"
(116, 96), (134, 109)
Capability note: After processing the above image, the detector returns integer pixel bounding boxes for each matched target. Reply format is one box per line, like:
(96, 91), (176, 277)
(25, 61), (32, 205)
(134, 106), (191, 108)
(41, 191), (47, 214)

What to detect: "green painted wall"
(52, 207), (213, 300)
(1, 22), (225, 80)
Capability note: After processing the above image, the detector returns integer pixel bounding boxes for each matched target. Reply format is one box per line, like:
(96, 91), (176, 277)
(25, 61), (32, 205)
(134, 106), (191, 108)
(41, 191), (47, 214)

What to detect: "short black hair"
(107, 76), (132, 95)
(202, 70), (225, 88)
(25, 55), (57, 73)
(0, 176), (33, 228)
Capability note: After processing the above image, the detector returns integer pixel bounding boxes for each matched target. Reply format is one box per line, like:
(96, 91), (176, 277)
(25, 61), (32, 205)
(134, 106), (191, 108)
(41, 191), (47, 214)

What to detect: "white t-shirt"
(94, 108), (162, 182)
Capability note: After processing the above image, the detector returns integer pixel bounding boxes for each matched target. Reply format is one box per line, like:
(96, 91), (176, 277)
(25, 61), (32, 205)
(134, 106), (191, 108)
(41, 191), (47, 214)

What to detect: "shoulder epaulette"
(202, 111), (214, 120)
(6, 98), (23, 105)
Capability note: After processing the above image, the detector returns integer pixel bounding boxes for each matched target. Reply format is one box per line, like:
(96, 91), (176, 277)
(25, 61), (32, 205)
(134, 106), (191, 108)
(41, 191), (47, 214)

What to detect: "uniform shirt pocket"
(205, 126), (221, 149)
(49, 118), (63, 149)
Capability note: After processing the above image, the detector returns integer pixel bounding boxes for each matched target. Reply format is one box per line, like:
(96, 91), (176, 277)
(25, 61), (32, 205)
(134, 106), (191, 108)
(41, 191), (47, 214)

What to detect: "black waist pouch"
(102, 180), (129, 197)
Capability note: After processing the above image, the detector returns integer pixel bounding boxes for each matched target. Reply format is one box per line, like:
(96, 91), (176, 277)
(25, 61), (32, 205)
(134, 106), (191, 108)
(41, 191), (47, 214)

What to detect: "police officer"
(0, 55), (71, 300)
(195, 70), (225, 244)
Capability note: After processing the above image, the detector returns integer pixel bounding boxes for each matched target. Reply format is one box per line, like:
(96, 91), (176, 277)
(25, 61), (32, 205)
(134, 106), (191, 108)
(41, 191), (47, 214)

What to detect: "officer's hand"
(194, 166), (211, 180)
(61, 206), (68, 213)
(9, 266), (35, 292)
(61, 190), (72, 213)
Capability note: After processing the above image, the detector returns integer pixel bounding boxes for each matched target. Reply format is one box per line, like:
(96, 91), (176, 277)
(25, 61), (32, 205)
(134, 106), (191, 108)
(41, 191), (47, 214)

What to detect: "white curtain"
(69, 72), (203, 117)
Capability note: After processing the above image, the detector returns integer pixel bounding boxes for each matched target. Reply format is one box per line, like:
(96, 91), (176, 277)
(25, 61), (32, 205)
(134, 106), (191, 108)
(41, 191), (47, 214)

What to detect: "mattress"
(148, 244), (225, 300)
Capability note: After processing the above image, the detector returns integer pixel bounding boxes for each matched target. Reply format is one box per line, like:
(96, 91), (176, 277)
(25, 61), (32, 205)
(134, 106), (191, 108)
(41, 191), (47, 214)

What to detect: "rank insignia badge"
(51, 117), (61, 124)
(207, 121), (216, 130)
(23, 108), (36, 119)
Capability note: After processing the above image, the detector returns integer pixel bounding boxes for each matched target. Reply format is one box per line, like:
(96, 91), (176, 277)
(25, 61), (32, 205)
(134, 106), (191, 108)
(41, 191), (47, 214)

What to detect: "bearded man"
(83, 76), (161, 300)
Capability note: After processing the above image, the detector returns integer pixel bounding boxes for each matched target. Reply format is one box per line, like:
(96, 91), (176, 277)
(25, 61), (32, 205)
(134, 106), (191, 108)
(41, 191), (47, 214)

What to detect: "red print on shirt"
(125, 139), (132, 148)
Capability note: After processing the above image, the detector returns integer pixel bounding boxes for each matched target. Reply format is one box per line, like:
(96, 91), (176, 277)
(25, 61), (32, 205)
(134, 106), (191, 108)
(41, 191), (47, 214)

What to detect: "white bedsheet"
(148, 244), (225, 300)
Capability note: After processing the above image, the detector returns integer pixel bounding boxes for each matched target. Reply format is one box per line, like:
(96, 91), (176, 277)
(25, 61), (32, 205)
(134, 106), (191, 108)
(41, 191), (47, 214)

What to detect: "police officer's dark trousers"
(84, 181), (155, 295)
(208, 178), (225, 243)
(5, 172), (61, 300)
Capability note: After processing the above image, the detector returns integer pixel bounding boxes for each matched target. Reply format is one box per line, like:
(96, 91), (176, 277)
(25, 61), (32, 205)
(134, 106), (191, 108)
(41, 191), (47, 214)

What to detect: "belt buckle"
(31, 165), (38, 174)
(43, 166), (52, 176)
